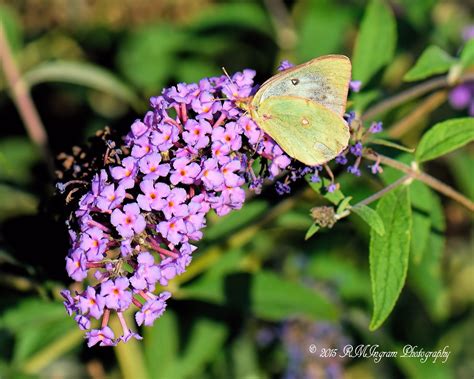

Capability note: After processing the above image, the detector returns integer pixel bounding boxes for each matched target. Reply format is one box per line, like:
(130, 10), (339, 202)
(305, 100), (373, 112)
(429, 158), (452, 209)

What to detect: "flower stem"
(364, 151), (474, 212)
(362, 72), (474, 121)
(0, 22), (54, 173)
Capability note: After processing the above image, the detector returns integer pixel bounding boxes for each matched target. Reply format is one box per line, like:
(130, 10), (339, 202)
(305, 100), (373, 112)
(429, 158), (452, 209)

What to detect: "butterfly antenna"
(221, 67), (234, 83)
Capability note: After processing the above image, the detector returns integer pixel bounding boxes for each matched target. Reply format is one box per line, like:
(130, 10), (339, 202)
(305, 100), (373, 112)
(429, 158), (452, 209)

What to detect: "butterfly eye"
(291, 78), (299, 85)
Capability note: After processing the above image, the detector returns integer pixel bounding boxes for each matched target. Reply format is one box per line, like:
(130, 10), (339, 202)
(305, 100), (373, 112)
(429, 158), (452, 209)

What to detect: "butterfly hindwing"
(252, 96), (350, 166)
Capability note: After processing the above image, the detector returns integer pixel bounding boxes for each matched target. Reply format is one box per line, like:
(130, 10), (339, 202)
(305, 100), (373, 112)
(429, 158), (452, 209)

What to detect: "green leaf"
(393, 0), (438, 30)
(416, 118), (474, 162)
(0, 4), (22, 53)
(403, 46), (456, 81)
(447, 151), (474, 200)
(144, 310), (179, 378)
(308, 254), (371, 301)
(23, 60), (143, 111)
(181, 270), (339, 321)
(293, 0), (354, 61)
(169, 318), (227, 379)
(351, 89), (381, 113)
(369, 187), (412, 330)
(352, 204), (385, 236)
(305, 223), (320, 240)
(409, 181), (433, 263)
(276, 211), (313, 230)
(250, 271), (339, 321)
(231, 334), (259, 378)
(0, 185), (38, 222)
(175, 58), (220, 84)
(0, 299), (78, 365)
(460, 38), (474, 70)
(352, 0), (397, 85)
(117, 24), (185, 93)
(205, 201), (268, 241)
(409, 190), (448, 321)
(0, 137), (40, 185)
(188, 3), (273, 37)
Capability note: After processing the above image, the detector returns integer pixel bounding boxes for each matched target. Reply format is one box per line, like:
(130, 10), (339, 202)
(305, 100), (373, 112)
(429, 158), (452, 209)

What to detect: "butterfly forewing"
(252, 55), (351, 117)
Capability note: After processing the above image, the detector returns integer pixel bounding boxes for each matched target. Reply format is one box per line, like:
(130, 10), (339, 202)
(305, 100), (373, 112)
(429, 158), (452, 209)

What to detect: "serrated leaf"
(404, 46), (456, 82)
(460, 38), (474, 70)
(352, 204), (385, 236)
(352, 0), (397, 85)
(305, 223), (320, 240)
(416, 118), (474, 162)
(369, 187), (411, 330)
(23, 60), (143, 111)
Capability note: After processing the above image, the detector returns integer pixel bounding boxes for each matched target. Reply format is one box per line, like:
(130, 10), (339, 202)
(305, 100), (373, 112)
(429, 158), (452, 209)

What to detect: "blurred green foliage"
(0, 0), (473, 378)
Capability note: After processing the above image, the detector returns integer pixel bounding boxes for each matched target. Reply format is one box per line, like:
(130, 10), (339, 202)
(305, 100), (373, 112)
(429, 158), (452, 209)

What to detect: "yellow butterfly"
(239, 55), (352, 166)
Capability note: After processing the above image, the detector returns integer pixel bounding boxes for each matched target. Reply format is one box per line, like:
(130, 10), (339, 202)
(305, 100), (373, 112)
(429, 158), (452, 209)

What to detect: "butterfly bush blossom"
(61, 64), (378, 346)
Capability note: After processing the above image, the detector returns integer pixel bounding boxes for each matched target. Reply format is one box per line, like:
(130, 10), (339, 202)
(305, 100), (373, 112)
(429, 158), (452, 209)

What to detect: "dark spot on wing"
(291, 78), (299, 85)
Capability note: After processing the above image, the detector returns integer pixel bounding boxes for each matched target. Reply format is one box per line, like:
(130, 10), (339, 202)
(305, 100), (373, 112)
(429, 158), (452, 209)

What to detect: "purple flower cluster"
(60, 61), (384, 347)
(61, 68), (299, 347)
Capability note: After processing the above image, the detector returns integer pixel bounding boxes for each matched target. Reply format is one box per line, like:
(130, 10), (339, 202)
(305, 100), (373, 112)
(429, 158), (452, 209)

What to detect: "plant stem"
(364, 152), (474, 212)
(337, 175), (410, 219)
(357, 175), (410, 207)
(0, 22), (54, 172)
(362, 72), (474, 121)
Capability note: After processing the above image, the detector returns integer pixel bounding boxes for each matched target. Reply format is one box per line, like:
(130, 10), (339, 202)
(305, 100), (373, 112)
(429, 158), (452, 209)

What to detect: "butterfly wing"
(252, 55), (351, 117)
(252, 95), (350, 166)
